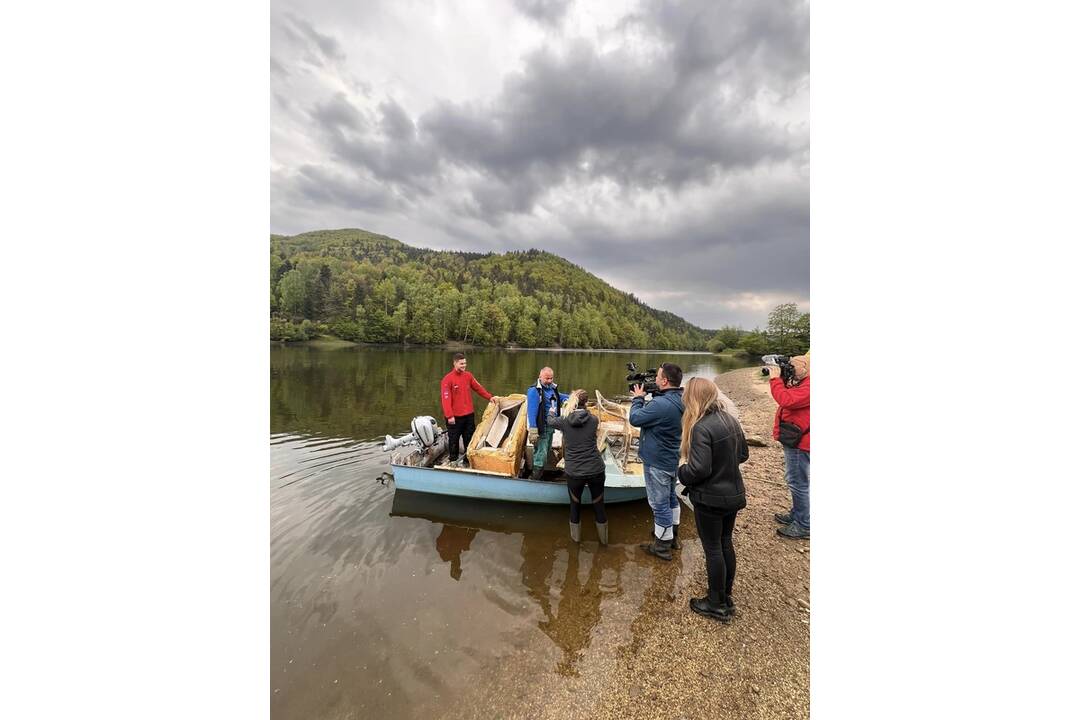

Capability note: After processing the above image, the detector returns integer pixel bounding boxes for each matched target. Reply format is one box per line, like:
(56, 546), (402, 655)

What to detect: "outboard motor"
(411, 416), (438, 448)
(383, 416), (449, 467)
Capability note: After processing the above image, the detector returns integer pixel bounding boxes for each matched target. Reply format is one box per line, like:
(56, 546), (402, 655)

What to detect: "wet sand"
(424, 367), (810, 720)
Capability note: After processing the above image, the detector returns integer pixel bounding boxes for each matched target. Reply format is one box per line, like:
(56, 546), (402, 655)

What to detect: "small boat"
(383, 391), (648, 505)
(390, 446), (646, 504)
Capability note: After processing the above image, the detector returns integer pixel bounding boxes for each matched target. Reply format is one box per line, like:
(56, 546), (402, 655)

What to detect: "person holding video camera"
(629, 362), (685, 561)
(767, 354), (811, 539)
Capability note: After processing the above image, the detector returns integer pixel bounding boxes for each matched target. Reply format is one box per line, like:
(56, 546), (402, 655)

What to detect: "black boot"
(690, 594), (733, 622)
(671, 523), (681, 550)
(639, 535), (673, 561)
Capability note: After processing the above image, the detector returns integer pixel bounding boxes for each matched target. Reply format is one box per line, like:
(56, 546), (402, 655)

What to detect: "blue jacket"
(526, 382), (569, 431)
(629, 387), (685, 471)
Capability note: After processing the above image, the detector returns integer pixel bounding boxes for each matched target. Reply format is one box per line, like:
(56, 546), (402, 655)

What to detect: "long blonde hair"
(561, 388), (589, 415)
(680, 376), (721, 462)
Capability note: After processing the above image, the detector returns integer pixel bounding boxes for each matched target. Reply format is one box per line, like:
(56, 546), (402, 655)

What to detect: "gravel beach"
(420, 367), (810, 720)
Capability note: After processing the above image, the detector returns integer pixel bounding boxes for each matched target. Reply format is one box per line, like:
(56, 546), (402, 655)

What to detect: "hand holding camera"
(626, 362), (659, 394)
(760, 355), (796, 384)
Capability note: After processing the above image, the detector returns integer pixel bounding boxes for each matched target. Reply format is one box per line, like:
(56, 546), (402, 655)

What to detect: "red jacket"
(440, 370), (493, 419)
(771, 376), (810, 452)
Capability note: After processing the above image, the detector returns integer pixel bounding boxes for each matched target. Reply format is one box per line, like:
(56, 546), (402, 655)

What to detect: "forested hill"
(270, 228), (712, 350)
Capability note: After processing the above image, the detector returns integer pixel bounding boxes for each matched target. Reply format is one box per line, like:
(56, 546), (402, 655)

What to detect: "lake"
(270, 346), (755, 719)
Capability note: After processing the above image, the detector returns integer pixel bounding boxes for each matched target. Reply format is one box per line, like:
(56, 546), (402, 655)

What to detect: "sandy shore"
(425, 367), (809, 720)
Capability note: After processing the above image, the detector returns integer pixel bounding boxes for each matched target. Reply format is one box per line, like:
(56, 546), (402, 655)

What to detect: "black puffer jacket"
(677, 408), (749, 511)
(547, 409), (606, 478)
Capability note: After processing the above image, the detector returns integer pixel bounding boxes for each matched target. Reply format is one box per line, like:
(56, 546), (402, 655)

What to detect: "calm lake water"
(270, 346), (754, 719)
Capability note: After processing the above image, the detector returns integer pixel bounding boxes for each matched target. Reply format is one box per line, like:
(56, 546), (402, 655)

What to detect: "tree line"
(269, 229), (809, 354)
(705, 303), (811, 357)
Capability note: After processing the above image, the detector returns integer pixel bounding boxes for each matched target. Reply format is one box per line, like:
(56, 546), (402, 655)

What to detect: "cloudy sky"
(271, 0), (809, 330)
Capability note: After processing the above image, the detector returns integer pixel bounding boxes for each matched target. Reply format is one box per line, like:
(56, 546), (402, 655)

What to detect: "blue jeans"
(783, 447), (810, 530)
(643, 464), (679, 540)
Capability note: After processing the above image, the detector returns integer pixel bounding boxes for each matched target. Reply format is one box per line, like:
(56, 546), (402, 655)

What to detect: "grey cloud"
(378, 99), (416, 141)
(270, 57), (289, 78)
(418, 16), (804, 216)
(560, 191), (809, 297)
(279, 12), (346, 65)
(285, 164), (396, 212)
(513, 0), (573, 26)
(639, 0), (808, 90)
(312, 92), (364, 130)
(310, 94), (439, 194)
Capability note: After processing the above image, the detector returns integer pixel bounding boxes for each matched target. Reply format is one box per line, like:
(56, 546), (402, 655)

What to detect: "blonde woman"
(546, 390), (608, 544)
(676, 377), (749, 622)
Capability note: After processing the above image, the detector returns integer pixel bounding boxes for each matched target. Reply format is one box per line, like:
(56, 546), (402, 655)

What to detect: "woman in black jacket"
(547, 389), (608, 545)
(677, 377), (749, 622)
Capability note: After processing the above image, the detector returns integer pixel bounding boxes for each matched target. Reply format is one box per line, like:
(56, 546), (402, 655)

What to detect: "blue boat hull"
(390, 463), (647, 504)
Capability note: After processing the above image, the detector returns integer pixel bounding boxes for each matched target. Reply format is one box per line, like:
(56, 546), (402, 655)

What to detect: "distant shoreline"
(275, 335), (745, 356)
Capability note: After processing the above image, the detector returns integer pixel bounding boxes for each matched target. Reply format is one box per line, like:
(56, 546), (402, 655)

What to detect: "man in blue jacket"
(629, 362), (685, 560)
(526, 366), (570, 480)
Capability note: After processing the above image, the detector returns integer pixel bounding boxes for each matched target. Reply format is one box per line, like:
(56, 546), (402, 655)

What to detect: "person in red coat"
(440, 353), (499, 466)
(767, 354), (810, 539)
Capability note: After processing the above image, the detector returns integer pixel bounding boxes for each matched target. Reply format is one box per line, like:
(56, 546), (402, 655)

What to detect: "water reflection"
(392, 491), (635, 677)
(434, 525), (478, 581)
(271, 345), (752, 440)
(527, 541), (626, 677)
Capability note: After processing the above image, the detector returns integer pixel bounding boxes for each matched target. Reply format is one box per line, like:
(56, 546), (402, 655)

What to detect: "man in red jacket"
(768, 354), (810, 539)
(440, 353), (499, 466)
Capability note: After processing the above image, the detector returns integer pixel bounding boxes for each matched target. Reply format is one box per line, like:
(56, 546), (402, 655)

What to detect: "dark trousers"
(566, 472), (606, 524)
(694, 503), (739, 604)
(447, 412), (476, 461)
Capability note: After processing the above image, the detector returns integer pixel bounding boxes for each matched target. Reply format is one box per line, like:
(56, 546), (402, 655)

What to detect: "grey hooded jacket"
(546, 408), (606, 478)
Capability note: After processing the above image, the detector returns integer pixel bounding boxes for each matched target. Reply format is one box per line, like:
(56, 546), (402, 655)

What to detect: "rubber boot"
(595, 521), (608, 546)
(671, 523), (681, 550)
(640, 535), (673, 561)
(569, 522), (581, 543)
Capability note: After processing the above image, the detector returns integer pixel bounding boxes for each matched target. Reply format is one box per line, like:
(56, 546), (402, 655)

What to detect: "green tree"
(793, 312), (810, 353)
(277, 269), (309, 317)
(391, 300), (410, 343)
(738, 329), (771, 356)
(715, 325), (742, 349)
(767, 303), (803, 355)
(363, 307), (394, 342)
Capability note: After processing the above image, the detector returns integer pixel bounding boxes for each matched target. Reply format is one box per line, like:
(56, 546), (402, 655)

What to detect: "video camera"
(626, 362), (659, 394)
(761, 355), (798, 384)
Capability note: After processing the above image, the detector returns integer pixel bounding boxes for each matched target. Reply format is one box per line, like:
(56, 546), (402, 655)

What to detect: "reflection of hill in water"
(271, 345), (751, 440)
(392, 490), (630, 676)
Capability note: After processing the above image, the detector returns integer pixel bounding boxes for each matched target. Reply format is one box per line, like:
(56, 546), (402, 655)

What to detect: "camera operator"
(767, 354), (810, 539)
(629, 362), (685, 560)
